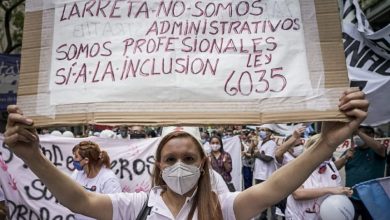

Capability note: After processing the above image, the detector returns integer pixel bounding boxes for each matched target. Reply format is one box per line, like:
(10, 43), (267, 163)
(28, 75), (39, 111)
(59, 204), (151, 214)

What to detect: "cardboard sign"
(18, 0), (348, 126)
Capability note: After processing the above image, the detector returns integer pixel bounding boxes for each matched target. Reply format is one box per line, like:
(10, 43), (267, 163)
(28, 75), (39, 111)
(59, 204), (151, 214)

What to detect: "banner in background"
(0, 54), (20, 111)
(341, 0), (390, 126)
(0, 134), (241, 219)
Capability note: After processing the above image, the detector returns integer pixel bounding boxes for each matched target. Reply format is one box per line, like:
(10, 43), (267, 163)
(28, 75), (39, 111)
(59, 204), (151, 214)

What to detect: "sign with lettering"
(0, 134), (242, 219)
(49, 0), (311, 104)
(0, 54), (20, 111)
(18, 0), (349, 125)
(341, 0), (390, 126)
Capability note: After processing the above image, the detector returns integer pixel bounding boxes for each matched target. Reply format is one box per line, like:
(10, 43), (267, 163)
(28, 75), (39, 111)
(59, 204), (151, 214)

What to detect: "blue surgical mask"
(73, 160), (84, 171)
(259, 131), (267, 139)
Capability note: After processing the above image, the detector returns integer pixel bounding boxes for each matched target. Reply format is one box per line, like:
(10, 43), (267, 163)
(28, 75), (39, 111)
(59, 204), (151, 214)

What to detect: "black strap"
(135, 194), (152, 220)
(327, 163), (336, 173)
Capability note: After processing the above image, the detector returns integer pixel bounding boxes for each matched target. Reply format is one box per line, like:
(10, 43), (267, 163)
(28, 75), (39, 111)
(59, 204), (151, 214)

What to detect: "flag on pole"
(354, 177), (390, 220)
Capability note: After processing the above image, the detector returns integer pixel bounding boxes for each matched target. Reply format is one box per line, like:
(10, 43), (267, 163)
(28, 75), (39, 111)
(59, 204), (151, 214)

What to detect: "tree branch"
(3, 0), (25, 54)
(0, 1), (7, 11)
(8, 43), (22, 53)
(9, 0), (25, 12)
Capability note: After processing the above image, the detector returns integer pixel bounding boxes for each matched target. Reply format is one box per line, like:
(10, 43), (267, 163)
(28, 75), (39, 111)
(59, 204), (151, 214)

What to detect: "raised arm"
(275, 127), (305, 164)
(334, 148), (354, 170)
(4, 105), (113, 220)
(357, 129), (385, 157)
(233, 88), (369, 220)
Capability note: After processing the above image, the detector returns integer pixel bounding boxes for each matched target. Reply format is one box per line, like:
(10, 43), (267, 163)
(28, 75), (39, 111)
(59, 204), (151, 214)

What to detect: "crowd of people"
(1, 89), (389, 220)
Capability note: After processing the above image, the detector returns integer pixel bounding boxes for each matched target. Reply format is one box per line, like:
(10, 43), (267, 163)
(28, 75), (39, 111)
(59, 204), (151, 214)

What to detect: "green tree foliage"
(0, 0), (25, 54)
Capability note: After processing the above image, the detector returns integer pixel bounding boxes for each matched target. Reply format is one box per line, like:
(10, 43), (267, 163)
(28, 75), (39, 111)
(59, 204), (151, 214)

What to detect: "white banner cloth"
(0, 134), (241, 219)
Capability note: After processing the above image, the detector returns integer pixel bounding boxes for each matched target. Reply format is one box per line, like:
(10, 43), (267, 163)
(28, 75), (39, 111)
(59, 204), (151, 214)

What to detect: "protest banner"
(340, 0), (390, 126)
(17, 0), (349, 126)
(0, 134), (242, 219)
(0, 54), (20, 111)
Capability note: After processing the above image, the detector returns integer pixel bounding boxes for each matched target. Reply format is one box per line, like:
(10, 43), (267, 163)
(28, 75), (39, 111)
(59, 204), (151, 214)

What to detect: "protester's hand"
(329, 186), (353, 196)
(223, 154), (227, 163)
(345, 148), (354, 159)
(292, 127), (305, 139)
(321, 88), (368, 149)
(4, 105), (40, 161)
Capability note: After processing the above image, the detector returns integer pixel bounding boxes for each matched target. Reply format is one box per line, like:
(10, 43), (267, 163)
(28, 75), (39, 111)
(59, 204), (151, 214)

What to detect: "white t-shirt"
(253, 140), (277, 181)
(109, 186), (239, 220)
(210, 169), (230, 194)
(71, 167), (122, 220)
(275, 151), (296, 169)
(285, 161), (342, 220)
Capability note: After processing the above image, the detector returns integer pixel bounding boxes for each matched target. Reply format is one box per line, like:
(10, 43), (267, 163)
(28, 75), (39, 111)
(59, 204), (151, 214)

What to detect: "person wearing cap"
(285, 134), (353, 220)
(50, 130), (63, 137)
(273, 126), (305, 218)
(3, 88), (368, 220)
(161, 127), (230, 196)
(63, 130), (75, 138)
(253, 124), (278, 220)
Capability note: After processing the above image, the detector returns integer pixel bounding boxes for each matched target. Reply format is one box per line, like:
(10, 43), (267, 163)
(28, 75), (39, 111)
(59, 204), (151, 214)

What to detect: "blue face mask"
(73, 160), (84, 171)
(259, 131), (267, 139)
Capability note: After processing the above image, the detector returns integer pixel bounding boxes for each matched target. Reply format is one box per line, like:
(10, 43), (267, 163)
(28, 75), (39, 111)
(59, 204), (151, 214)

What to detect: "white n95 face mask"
(162, 161), (201, 195)
(210, 144), (221, 151)
(292, 145), (304, 157)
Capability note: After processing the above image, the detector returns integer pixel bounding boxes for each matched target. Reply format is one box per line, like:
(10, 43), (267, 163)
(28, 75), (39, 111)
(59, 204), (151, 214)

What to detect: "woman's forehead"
(210, 137), (220, 142)
(161, 137), (200, 156)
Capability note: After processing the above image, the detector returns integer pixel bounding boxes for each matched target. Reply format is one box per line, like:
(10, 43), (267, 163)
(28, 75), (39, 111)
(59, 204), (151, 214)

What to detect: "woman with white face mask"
(4, 88), (369, 220)
(275, 127), (306, 169)
(273, 126), (305, 217)
(209, 135), (235, 192)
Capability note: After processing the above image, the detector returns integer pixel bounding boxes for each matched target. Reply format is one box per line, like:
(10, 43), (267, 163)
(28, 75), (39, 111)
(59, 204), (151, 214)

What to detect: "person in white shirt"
(275, 127), (306, 169)
(253, 125), (278, 220)
(3, 88), (368, 220)
(274, 126), (305, 218)
(71, 141), (122, 220)
(285, 134), (353, 220)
